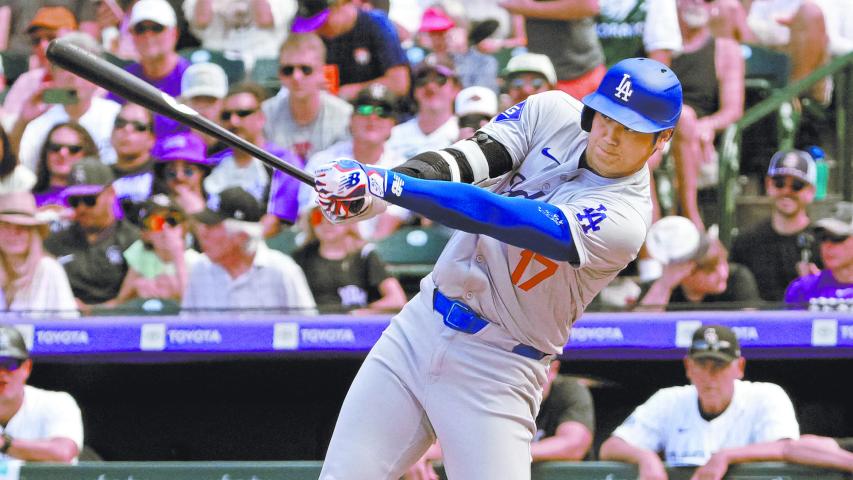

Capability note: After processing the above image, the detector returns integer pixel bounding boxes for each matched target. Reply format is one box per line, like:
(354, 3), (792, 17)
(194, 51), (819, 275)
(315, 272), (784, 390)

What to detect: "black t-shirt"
(323, 10), (408, 87)
(535, 375), (596, 459)
(44, 220), (140, 304)
(290, 241), (392, 312)
(730, 218), (820, 303)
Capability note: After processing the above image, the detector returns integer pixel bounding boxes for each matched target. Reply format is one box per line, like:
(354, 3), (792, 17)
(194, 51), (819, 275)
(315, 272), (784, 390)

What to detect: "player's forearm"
(376, 171), (577, 262)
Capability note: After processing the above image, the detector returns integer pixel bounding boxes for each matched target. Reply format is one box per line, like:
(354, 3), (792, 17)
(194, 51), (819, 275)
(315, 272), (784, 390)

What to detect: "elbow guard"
(392, 132), (513, 184)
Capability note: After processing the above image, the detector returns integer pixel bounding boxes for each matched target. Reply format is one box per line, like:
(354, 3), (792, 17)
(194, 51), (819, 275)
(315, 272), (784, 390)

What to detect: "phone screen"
(42, 88), (79, 105)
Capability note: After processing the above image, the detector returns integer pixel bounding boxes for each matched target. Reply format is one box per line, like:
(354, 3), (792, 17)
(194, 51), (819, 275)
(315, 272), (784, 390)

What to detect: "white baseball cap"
(644, 216), (717, 264)
(181, 62), (228, 100)
(504, 53), (558, 86)
(129, 0), (177, 28)
(455, 86), (498, 117)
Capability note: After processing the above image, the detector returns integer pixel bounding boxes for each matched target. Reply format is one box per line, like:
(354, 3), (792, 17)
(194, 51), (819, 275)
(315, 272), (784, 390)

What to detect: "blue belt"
(433, 289), (547, 361)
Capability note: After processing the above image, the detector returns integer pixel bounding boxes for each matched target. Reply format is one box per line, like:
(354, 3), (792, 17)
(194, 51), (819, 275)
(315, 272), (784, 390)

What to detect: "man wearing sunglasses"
(785, 201), (853, 308)
(107, 0), (190, 138)
(110, 103), (157, 207)
(0, 326), (83, 463)
(601, 325), (799, 480)
(503, 53), (557, 105)
(731, 149), (821, 302)
(45, 158), (140, 306)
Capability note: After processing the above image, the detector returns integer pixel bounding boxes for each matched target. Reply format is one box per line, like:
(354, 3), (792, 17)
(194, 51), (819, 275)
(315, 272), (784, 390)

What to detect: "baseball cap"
(152, 133), (210, 166)
(292, 0), (334, 33)
(455, 86), (498, 117)
(352, 83), (398, 111)
(194, 187), (264, 225)
(767, 149), (817, 186)
(813, 201), (853, 237)
(181, 62), (228, 100)
(419, 7), (455, 33)
(504, 53), (558, 86)
(0, 326), (29, 360)
(688, 325), (741, 363)
(64, 157), (115, 197)
(27, 6), (78, 32)
(128, 0), (177, 28)
(0, 192), (49, 227)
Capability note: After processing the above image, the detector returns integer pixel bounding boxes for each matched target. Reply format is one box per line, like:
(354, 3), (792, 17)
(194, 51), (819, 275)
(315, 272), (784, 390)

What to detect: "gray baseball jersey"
(431, 90), (652, 354)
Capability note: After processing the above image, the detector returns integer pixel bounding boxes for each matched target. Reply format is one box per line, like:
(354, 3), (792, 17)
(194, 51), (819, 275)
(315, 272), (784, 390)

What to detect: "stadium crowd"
(0, 0), (851, 473)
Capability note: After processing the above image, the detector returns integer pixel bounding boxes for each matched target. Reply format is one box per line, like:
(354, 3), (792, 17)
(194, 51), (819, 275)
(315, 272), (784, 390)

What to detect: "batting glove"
(316, 196), (387, 225)
(314, 159), (389, 202)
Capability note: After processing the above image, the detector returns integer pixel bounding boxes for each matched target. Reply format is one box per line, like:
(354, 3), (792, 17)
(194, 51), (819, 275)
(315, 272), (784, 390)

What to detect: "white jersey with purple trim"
(611, 380), (800, 466)
(428, 90), (652, 354)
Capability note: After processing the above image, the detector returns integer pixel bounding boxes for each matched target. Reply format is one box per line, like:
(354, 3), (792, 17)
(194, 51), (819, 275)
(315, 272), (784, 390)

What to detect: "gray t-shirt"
(526, 14), (605, 81)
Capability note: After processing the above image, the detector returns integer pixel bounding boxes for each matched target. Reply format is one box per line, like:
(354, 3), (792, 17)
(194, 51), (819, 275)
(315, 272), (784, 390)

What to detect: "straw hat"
(0, 192), (49, 227)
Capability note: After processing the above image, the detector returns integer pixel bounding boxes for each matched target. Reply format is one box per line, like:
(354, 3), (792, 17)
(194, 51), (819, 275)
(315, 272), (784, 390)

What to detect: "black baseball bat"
(46, 38), (315, 186)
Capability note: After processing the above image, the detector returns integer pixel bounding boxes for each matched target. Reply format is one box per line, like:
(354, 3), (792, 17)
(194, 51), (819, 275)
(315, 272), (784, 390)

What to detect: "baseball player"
(313, 58), (683, 480)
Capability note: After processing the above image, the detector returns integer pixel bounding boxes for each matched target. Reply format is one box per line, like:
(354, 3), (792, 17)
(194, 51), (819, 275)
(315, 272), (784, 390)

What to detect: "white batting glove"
(314, 159), (388, 202)
(316, 196), (387, 224)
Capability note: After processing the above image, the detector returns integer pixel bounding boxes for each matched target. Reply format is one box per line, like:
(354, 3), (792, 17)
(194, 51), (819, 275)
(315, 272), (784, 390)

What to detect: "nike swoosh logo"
(541, 147), (560, 164)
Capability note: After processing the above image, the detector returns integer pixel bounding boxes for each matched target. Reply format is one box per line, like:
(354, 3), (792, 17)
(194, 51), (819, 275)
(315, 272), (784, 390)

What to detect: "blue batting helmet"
(581, 58), (682, 134)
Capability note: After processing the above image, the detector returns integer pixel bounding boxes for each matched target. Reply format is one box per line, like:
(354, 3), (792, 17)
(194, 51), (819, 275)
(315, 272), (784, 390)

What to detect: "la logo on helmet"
(614, 73), (633, 102)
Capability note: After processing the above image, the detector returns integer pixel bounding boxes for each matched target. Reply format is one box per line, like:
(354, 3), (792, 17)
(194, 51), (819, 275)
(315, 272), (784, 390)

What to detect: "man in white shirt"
(600, 325), (799, 480)
(0, 326), (83, 463)
(182, 186), (316, 313)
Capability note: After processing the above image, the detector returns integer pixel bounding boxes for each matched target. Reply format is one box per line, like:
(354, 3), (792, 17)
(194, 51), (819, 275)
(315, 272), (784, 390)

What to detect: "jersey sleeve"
(750, 383), (800, 442)
(611, 389), (674, 453)
(557, 195), (648, 270)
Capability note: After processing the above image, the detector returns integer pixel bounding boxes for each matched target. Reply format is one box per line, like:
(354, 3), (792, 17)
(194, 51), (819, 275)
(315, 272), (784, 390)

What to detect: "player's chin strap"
(366, 167), (579, 263)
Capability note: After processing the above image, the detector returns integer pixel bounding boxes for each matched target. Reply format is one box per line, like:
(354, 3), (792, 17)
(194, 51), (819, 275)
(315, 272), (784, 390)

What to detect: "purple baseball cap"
(292, 0), (333, 33)
(152, 132), (210, 166)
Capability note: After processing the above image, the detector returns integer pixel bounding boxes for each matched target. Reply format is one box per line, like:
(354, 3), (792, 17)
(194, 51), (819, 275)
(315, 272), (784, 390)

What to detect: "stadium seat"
(375, 225), (451, 294)
(178, 48), (246, 86)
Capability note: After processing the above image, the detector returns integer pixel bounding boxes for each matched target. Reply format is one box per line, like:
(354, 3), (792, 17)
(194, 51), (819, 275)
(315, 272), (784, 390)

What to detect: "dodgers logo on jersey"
(576, 204), (608, 234)
(495, 100), (526, 122)
(614, 73), (633, 102)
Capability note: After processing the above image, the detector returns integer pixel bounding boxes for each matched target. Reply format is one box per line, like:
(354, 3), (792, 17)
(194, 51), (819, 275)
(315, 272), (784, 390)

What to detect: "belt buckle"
(444, 302), (480, 334)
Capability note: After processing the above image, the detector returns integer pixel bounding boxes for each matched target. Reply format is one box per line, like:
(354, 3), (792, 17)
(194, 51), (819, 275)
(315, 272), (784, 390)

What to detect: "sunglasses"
(280, 64), (315, 76)
(771, 175), (807, 192)
(114, 117), (151, 132)
(509, 77), (547, 90)
(220, 109), (258, 121)
(164, 165), (199, 180)
(817, 231), (849, 244)
(29, 33), (57, 46)
(131, 23), (166, 35)
(143, 211), (185, 231)
(355, 104), (394, 119)
(68, 194), (98, 208)
(414, 74), (449, 88)
(0, 358), (24, 372)
(47, 142), (84, 155)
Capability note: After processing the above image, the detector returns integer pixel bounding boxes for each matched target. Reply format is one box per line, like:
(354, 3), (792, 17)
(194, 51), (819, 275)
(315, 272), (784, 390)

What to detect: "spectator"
(15, 32), (120, 172)
(111, 0), (191, 137)
(110, 103), (157, 206)
(179, 62), (228, 150)
(664, 0), (745, 230)
(454, 85), (498, 141)
(152, 132), (212, 215)
(415, 6), (456, 68)
(405, 359), (595, 478)
(597, 0), (682, 66)
(501, 0), (606, 99)
(453, 19), (501, 94)
(784, 201), (853, 307)
(44, 158), (140, 306)
(32, 122), (99, 210)
(0, 125), (35, 194)
(385, 63), (460, 160)
(0, 191), (76, 317)
(183, 0), (296, 63)
(299, 83), (407, 240)
(91, 0), (139, 61)
(600, 325), (799, 480)
(731, 150), (820, 302)
(0, 2), (97, 54)
(291, 0), (410, 100)
(639, 222), (760, 310)
(262, 33), (352, 162)
(503, 53), (557, 106)
(1, 6), (78, 133)
(0, 325), (83, 463)
(291, 205), (406, 313)
(182, 186), (316, 313)
(106, 193), (200, 306)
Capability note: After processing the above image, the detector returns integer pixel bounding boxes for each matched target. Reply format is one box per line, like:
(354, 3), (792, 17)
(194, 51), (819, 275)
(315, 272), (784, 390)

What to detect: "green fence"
(17, 461), (852, 480)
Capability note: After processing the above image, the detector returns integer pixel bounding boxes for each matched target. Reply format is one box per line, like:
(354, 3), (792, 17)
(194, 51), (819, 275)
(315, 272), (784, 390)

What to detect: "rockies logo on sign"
(614, 73), (633, 102)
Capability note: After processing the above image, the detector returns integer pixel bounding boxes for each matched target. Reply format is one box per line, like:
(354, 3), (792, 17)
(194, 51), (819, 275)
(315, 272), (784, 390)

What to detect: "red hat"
(419, 7), (454, 33)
